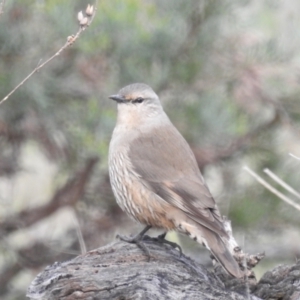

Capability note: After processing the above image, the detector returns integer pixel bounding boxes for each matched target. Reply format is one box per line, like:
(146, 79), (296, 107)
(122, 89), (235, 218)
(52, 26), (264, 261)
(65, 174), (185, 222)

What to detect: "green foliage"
(1, 0), (299, 216)
(1, 1), (300, 297)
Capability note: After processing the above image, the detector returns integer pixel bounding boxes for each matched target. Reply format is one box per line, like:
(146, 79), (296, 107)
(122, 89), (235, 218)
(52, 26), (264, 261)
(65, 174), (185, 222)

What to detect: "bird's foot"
(116, 225), (152, 261)
(152, 232), (183, 257)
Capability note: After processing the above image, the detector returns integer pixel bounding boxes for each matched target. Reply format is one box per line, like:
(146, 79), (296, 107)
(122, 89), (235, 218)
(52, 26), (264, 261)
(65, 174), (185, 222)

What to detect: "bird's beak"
(109, 95), (125, 103)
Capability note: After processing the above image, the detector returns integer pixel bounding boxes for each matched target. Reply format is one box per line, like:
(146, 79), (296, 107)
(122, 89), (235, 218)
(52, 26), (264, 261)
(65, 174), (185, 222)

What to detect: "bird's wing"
(128, 124), (227, 236)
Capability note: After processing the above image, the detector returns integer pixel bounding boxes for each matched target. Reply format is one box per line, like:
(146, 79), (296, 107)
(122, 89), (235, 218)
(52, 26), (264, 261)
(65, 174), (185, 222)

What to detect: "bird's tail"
(179, 221), (243, 278)
(200, 226), (243, 278)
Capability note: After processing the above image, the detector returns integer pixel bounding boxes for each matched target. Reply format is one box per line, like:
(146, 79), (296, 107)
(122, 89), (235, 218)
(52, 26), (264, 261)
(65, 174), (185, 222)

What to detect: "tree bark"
(26, 236), (274, 300)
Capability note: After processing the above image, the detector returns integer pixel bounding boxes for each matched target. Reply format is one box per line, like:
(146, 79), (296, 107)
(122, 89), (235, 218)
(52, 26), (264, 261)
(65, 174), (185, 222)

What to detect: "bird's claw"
(116, 233), (151, 261)
(152, 233), (183, 257)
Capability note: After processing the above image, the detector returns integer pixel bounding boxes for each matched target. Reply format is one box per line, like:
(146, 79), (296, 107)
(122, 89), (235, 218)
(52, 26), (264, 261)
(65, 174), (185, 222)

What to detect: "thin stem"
(0, 3), (97, 105)
(289, 153), (300, 161)
(243, 166), (300, 211)
(264, 168), (300, 200)
(73, 209), (87, 254)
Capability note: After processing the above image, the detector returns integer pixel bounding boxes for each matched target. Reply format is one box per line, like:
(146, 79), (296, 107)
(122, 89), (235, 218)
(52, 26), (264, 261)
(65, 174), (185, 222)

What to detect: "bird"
(108, 83), (243, 278)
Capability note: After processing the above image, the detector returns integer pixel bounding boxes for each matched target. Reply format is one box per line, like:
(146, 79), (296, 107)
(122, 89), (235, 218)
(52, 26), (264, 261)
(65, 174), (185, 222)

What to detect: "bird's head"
(109, 83), (164, 124)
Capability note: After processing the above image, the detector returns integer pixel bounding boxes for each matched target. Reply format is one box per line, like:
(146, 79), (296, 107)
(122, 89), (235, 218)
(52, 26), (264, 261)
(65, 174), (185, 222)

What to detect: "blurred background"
(1, 0), (300, 299)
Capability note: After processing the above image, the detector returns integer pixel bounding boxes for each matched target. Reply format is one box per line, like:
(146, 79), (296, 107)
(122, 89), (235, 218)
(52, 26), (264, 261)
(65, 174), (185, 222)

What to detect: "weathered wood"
(27, 237), (261, 300)
(252, 263), (300, 300)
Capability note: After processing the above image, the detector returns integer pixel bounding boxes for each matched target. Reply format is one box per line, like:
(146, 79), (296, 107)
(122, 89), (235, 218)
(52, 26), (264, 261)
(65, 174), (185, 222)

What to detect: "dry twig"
(263, 168), (300, 200)
(73, 209), (87, 254)
(0, 3), (97, 105)
(289, 153), (300, 161)
(243, 166), (300, 211)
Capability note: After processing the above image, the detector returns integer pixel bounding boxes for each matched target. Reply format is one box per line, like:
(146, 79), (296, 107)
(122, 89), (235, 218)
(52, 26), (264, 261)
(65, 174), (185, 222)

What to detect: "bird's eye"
(133, 97), (144, 104)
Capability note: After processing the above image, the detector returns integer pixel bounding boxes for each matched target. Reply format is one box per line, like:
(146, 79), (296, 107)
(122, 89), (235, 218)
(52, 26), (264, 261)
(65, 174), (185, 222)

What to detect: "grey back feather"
(128, 123), (227, 237)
